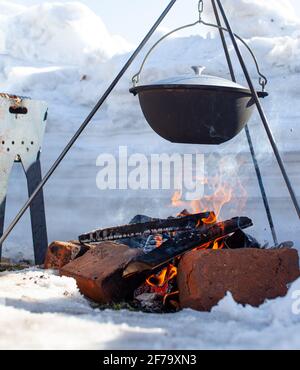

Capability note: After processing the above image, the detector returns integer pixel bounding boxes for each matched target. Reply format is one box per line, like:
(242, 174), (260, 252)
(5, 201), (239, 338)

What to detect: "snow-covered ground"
(0, 268), (300, 350)
(0, 0), (299, 349)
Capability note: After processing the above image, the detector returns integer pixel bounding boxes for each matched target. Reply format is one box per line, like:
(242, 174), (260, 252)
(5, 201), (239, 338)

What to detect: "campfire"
(0, 0), (298, 319)
(44, 204), (299, 313)
(43, 180), (300, 313)
(124, 184), (246, 311)
(113, 208), (250, 312)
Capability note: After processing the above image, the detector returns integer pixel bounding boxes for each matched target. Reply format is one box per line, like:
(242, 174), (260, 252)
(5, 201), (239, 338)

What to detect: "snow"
(0, 0), (299, 349)
(206, 0), (300, 38)
(0, 268), (300, 350)
(1, 2), (132, 64)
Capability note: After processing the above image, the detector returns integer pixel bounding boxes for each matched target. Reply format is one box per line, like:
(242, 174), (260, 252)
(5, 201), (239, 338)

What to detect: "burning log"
(123, 217), (253, 278)
(177, 248), (300, 312)
(78, 212), (214, 244)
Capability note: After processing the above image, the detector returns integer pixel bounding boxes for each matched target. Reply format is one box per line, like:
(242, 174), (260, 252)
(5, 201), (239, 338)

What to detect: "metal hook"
(259, 77), (267, 92)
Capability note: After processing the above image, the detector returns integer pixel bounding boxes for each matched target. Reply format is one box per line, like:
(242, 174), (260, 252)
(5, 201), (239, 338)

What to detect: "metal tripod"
(212, 0), (299, 242)
(211, 0), (278, 245)
(0, 0), (298, 258)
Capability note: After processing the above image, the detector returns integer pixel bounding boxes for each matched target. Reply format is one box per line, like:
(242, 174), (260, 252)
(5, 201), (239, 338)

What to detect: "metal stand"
(24, 158), (48, 264)
(211, 0), (278, 245)
(0, 96), (48, 264)
(0, 156), (48, 265)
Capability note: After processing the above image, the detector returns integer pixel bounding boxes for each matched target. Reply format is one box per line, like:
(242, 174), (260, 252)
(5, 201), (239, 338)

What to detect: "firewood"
(78, 212), (214, 243)
(123, 217), (253, 277)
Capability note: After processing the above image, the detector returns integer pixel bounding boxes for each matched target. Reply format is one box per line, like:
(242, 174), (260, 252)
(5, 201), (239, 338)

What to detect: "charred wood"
(123, 217), (253, 277)
(223, 230), (260, 249)
(79, 212), (214, 244)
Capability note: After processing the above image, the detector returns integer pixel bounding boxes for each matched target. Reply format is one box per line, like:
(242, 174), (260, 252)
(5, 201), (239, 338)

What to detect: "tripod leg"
(211, 0), (278, 245)
(0, 155), (14, 260)
(22, 156), (48, 265)
(216, 0), (300, 220)
(244, 126), (278, 244)
(0, 198), (6, 260)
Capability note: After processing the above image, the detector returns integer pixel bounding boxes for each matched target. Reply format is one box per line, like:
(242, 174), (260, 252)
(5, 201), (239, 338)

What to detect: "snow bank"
(262, 35), (300, 72)
(0, 1), (25, 16)
(213, 277), (300, 327)
(0, 1), (26, 52)
(0, 269), (299, 349)
(206, 0), (300, 38)
(3, 2), (132, 65)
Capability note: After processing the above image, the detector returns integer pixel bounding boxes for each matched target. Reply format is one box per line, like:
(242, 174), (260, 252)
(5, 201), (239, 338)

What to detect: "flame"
(194, 236), (225, 251)
(154, 235), (163, 248)
(212, 237), (225, 250)
(172, 174), (247, 221)
(163, 291), (180, 309)
(192, 180), (233, 218)
(147, 268), (168, 287)
(168, 264), (178, 280)
(172, 191), (182, 206)
(146, 264), (177, 289)
(201, 212), (217, 225)
(172, 180), (233, 220)
(196, 241), (214, 251)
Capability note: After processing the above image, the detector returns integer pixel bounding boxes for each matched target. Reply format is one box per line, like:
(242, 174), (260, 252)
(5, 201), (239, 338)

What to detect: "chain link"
(198, 0), (204, 21)
(259, 77), (267, 92)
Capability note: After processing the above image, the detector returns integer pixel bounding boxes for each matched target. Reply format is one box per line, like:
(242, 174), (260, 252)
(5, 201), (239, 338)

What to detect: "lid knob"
(191, 65), (206, 76)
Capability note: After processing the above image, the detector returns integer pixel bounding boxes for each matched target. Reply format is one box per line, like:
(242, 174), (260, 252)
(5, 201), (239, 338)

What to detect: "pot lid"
(132, 66), (251, 94)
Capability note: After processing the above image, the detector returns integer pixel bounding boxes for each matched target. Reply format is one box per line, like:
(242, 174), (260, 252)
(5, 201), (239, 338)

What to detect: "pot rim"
(130, 84), (252, 96)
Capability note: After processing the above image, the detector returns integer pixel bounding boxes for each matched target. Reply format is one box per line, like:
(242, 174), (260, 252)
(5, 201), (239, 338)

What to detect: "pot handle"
(132, 20), (200, 87)
(132, 3), (268, 93)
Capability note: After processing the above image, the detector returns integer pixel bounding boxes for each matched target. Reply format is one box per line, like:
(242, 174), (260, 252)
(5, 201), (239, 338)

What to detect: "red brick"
(177, 248), (300, 312)
(60, 242), (143, 303)
(44, 241), (90, 270)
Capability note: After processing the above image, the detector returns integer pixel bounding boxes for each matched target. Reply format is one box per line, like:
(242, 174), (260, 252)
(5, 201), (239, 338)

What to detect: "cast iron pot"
(130, 72), (267, 145)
